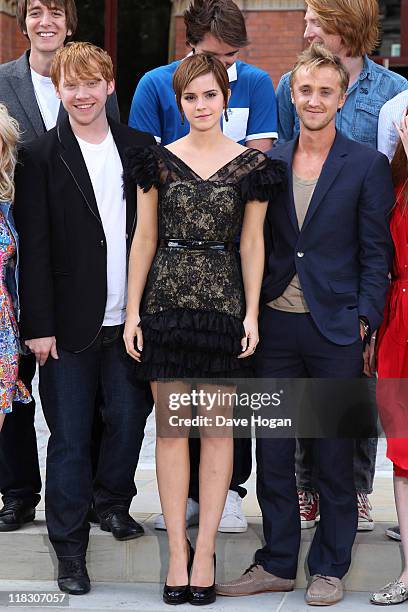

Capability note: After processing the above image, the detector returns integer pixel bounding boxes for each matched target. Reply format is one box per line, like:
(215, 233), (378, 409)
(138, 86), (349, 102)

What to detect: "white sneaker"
(386, 525), (401, 541)
(218, 490), (248, 533)
(154, 497), (200, 531)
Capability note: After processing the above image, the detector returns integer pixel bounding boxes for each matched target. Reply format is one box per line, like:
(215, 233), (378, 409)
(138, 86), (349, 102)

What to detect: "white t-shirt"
(76, 129), (127, 326)
(31, 68), (60, 131)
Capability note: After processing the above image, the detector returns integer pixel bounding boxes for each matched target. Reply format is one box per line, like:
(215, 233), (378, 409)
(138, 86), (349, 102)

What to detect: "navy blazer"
(264, 131), (394, 345)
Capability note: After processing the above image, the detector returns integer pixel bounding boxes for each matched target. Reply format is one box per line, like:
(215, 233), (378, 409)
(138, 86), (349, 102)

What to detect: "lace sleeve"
(124, 144), (161, 192)
(240, 157), (287, 203)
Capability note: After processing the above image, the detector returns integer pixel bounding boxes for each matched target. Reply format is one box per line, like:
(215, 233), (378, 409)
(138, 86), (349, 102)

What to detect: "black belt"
(159, 239), (235, 251)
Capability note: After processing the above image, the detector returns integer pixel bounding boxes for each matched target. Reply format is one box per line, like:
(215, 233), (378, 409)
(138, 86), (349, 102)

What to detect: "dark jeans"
(39, 326), (152, 559)
(296, 376), (378, 494)
(296, 438), (378, 494)
(0, 354), (41, 507)
(188, 437), (252, 501)
(254, 308), (359, 579)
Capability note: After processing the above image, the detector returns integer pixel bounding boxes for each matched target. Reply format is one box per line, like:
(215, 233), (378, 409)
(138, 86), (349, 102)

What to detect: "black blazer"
(264, 131), (394, 345)
(14, 116), (155, 352)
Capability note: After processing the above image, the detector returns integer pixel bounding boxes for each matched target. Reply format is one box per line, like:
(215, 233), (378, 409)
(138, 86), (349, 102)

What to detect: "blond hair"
(0, 104), (20, 203)
(306, 0), (379, 56)
(290, 43), (350, 94)
(50, 42), (114, 87)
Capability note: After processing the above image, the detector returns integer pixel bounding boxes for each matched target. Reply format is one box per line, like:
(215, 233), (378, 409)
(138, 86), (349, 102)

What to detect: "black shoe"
(86, 501), (100, 524)
(189, 553), (216, 606)
(163, 540), (194, 605)
(0, 499), (35, 532)
(57, 558), (90, 595)
(100, 508), (144, 541)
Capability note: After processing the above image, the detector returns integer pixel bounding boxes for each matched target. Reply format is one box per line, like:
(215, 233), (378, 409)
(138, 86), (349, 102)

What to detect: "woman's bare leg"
(394, 475), (408, 584)
(0, 413), (5, 432)
(153, 381), (191, 586)
(190, 384), (234, 587)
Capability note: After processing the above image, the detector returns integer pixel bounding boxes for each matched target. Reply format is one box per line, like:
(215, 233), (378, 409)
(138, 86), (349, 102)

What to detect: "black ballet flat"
(189, 553), (216, 606)
(163, 540), (195, 605)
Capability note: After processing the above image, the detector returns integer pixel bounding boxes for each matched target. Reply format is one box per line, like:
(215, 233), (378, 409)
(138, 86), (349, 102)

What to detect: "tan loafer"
(216, 563), (294, 597)
(305, 575), (343, 606)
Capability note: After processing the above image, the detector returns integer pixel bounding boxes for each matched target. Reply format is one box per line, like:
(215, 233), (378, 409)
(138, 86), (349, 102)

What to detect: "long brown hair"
(391, 123), (408, 212)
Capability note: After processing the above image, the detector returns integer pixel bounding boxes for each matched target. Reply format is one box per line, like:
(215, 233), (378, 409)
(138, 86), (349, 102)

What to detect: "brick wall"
(243, 10), (305, 86)
(0, 3), (28, 64)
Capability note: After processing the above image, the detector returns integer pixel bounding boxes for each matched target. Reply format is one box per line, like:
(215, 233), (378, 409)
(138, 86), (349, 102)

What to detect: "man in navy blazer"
(217, 44), (394, 606)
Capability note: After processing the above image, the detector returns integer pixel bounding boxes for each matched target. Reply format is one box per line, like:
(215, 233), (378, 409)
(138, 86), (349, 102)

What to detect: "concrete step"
(0, 581), (378, 611)
(0, 471), (400, 593)
(0, 513), (403, 593)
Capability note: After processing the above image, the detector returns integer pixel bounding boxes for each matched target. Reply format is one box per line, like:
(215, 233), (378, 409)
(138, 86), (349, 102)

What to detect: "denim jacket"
(0, 201), (20, 320)
(276, 55), (408, 149)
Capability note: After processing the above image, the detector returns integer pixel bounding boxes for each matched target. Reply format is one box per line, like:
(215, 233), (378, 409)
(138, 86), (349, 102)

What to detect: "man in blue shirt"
(129, 0), (277, 152)
(129, 0), (278, 535)
(275, 0), (407, 535)
(276, 0), (407, 150)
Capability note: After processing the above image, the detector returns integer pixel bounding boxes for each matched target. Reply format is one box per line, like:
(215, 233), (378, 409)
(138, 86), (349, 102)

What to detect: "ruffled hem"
(134, 308), (254, 380)
(14, 379), (31, 403)
(240, 157), (287, 203)
(0, 379), (31, 413)
(124, 144), (160, 193)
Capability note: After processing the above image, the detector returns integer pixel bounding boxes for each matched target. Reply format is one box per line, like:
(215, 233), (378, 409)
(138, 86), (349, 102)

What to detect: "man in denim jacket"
(275, 0), (407, 534)
(277, 0), (407, 150)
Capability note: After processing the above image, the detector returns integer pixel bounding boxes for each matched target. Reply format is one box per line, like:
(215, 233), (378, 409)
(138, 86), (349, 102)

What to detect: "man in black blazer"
(0, 0), (119, 533)
(14, 42), (154, 595)
(217, 45), (394, 606)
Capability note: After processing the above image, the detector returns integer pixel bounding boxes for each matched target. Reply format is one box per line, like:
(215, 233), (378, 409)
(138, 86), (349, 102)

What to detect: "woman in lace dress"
(0, 103), (30, 431)
(124, 54), (285, 606)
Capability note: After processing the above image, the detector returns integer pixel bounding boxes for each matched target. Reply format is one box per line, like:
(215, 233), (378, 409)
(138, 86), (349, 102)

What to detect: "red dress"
(376, 184), (408, 477)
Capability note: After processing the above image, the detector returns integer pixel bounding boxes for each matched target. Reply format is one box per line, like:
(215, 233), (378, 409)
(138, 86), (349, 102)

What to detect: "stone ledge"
(0, 581), (380, 611)
(0, 518), (402, 592)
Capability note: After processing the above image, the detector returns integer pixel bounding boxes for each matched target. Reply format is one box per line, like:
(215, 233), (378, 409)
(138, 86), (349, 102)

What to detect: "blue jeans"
(39, 325), (152, 559)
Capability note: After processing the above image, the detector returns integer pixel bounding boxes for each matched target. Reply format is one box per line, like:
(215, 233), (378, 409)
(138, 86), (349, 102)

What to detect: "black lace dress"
(126, 145), (286, 380)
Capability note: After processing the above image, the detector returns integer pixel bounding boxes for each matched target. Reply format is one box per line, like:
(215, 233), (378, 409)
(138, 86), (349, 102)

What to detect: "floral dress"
(0, 209), (31, 413)
(126, 145), (286, 380)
